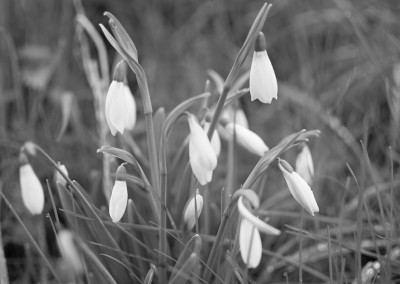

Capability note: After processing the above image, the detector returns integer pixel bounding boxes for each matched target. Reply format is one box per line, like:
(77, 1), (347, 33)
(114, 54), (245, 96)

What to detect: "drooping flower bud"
(54, 162), (68, 187)
(183, 189), (203, 230)
(249, 32), (278, 104)
(203, 122), (221, 157)
(188, 115), (217, 185)
(109, 164), (128, 222)
(225, 123), (269, 156)
(295, 144), (314, 185)
(105, 61), (137, 136)
(237, 194), (280, 268)
(57, 230), (84, 276)
(19, 152), (44, 215)
(278, 158), (319, 216)
(239, 218), (262, 269)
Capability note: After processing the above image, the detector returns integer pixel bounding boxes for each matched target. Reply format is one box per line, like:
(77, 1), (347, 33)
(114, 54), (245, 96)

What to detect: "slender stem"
(0, 184), (9, 284)
(206, 87), (229, 140)
(159, 135), (168, 283)
(299, 209), (304, 283)
(202, 201), (235, 282)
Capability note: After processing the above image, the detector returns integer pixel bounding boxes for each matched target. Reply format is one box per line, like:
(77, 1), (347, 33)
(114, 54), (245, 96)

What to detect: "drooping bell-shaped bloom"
(19, 152), (44, 215)
(278, 159), (319, 216)
(57, 230), (84, 276)
(203, 122), (221, 156)
(105, 61), (137, 136)
(239, 218), (262, 268)
(238, 195), (280, 268)
(249, 32), (278, 104)
(225, 123), (269, 156)
(54, 162), (68, 187)
(183, 189), (203, 230)
(109, 165), (128, 222)
(188, 115), (217, 185)
(295, 145), (314, 185)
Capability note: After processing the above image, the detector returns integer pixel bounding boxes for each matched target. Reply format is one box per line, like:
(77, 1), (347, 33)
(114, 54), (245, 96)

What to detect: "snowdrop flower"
(203, 122), (221, 156)
(249, 32), (277, 104)
(225, 123), (269, 156)
(57, 230), (83, 276)
(238, 195), (280, 268)
(54, 162), (68, 187)
(188, 115), (217, 185)
(278, 158), (319, 216)
(105, 62), (137, 136)
(295, 145), (314, 185)
(183, 189), (203, 230)
(109, 164), (128, 222)
(19, 152), (44, 215)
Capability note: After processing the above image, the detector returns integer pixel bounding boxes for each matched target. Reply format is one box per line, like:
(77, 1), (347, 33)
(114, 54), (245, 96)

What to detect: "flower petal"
(295, 145), (314, 185)
(19, 164), (44, 215)
(105, 81), (123, 136)
(203, 122), (221, 156)
(183, 191), (203, 230)
(188, 115), (217, 185)
(109, 180), (128, 222)
(239, 218), (262, 268)
(124, 86), (137, 131)
(249, 50), (278, 104)
(225, 123), (269, 156)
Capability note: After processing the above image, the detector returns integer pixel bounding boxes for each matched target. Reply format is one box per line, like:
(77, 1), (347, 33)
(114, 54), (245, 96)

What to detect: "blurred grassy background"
(1, 0), (400, 282)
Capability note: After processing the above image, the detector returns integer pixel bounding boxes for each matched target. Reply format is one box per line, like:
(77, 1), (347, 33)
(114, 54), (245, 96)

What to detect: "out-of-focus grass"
(1, 0), (400, 283)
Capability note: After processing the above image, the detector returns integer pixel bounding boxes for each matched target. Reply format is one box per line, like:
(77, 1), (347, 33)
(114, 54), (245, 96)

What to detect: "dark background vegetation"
(1, 0), (400, 282)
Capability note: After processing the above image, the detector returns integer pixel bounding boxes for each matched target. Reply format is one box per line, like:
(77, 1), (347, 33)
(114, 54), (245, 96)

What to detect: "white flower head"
(203, 122), (221, 156)
(54, 162), (68, 187)
(183, 189), (203, 230)
(105, 61), (137, 136)
(278, 158), (319, 216)
(57, 230), (84, 276)
(249, 32), (278, 104)
(236, 193), (280, 268)
(295, 144), (314, 185)
(19, 152), (44, 215)
(109, 164), (128, 222)
(188, 115), (217, 185)
(225, 123), (269, 156)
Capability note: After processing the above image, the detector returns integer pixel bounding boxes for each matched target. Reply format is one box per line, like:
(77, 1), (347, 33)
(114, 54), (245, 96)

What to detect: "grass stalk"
(0, 183), (9, 284)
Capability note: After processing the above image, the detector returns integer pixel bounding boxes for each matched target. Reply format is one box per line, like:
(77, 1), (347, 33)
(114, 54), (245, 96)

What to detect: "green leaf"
(104, 12), (138, 61)
(162, 92), (210, 139)
(170, 234), (202, 281)
(169, 253), (199, 284)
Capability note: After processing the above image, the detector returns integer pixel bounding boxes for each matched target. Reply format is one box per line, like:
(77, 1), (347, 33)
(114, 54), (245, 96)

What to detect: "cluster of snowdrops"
(17, 3), (320, 279)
